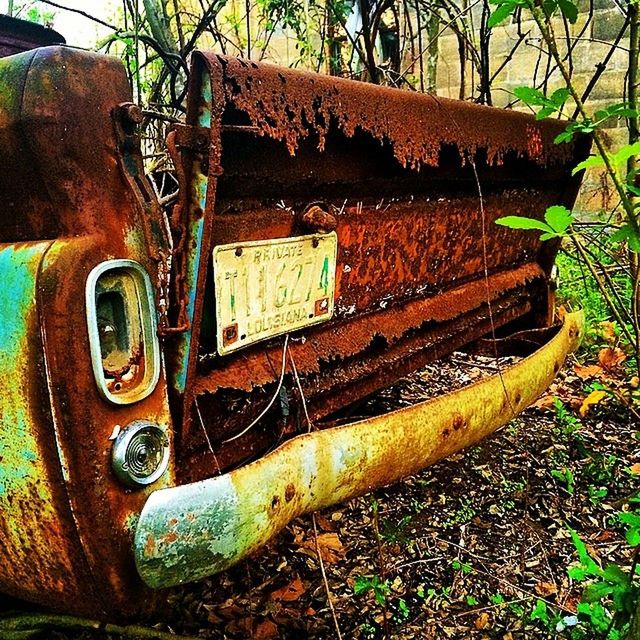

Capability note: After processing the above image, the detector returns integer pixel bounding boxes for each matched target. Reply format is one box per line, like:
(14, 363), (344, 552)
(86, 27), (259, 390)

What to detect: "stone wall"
(433, 4), (630, 211)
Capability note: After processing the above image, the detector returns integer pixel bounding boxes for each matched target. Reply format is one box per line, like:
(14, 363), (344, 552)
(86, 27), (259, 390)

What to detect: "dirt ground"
(2, 349), (637, 639)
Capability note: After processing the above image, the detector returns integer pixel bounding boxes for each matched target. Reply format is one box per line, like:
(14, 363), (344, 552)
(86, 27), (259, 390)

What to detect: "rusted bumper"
(134, 310), (583, 589)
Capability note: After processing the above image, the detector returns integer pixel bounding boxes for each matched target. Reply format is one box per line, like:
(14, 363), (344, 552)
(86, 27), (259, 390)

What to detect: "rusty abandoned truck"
(0, 15), (589, 619)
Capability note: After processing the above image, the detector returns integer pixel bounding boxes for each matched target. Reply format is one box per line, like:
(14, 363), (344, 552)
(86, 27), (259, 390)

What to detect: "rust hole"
(285, 483), (296, 502)
(271, 495), (280, 509)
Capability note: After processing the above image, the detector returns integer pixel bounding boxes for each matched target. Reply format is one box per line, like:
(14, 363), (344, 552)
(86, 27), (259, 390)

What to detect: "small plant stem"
(625, 545), (640, 640)
(579, 242), (636, 326)
(628, 0), (640, 376)
(371, 503), (390, 639)
(570, 234), (636, 345)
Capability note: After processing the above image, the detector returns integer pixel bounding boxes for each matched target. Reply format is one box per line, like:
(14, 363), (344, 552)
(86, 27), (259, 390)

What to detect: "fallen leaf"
(579, 390), (607, 417)
(596, 530), (615, 541)
(314, 513), (336, 532)
(598, 347), (626, 371)
(475, 612), (490, 630)
(255, 619), (279, 639)
(573, 363), (603, 380)
(535, 580), (557, 596)
(304, 532), (345, 564)
(630, 463), (640, 475)
(533, 393), (557, 411)
(225, 617), (253, 635)
(269, 577), (306, 602)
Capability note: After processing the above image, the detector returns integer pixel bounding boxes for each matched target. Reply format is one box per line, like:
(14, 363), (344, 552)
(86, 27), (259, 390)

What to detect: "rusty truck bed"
(0, 43), (589, 619)
(165, 54), (589, 480)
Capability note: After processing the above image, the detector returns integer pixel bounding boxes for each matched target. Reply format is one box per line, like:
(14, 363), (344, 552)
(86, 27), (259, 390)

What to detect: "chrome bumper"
(134, 311), (583, 589)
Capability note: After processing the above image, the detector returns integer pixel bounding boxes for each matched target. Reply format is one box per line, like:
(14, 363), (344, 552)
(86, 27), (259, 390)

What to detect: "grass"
(556, 242), (633, 358)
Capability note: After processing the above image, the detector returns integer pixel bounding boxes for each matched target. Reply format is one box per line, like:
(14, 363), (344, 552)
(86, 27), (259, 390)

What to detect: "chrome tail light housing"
(86, 259), (160, 404)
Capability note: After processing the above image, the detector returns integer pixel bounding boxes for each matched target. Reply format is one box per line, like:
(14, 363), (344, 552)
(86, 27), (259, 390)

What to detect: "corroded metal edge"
(134, 310), (583, 589)
(194, 53), (584, 170)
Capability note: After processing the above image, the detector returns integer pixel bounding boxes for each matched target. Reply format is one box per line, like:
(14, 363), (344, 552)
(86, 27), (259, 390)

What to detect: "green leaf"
(572, 155), (605, 175)
(488, 3), (516, 27)
(603, 103), (640, 118)
(619, 512), (640, 527)
(627, 184), (640, 196)
(612, 141), (640, 165)
(612, 107), (639, 117)
(550, 87), (571, 106)
(609, 225), (631, 244)
(544, 205), (573, 233)
(536, 106), (556, 120)
(557, 0), (578, 22)
(629, 230), (640, 253)
(354, 576), (372, 595)
(513, 86), (546, 106)
(627, 527), (640, 547)
(495, 216), (553, 232)
(530, 599), (549, 623)
(583, 581), (614, 602)
(568, 527), (602, 577)
(608, 224), (640, 253)
(602, 564), (629, 585)
(569, 565), (587, 580)
(554, 129), (574, 144)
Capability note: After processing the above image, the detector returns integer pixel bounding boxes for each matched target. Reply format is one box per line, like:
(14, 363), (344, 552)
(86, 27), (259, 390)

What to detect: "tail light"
(86, 259), (160, 404)
(111, 420), (169, 487)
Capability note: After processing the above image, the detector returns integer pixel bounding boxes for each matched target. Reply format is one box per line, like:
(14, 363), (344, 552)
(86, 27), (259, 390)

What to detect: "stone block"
(592, 9), (628, 41)
(589, 69), (627, 101)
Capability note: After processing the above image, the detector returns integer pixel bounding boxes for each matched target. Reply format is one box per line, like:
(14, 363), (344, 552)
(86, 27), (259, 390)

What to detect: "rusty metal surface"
(0, 15), (64, 58)
(165, 53), (590, 475)
(0, 46), (173, 617)
(207, 55), (577, 170)
(0, 241), (96, 610)
(0, 44), (590, 619)
(136, 310), (584, 589)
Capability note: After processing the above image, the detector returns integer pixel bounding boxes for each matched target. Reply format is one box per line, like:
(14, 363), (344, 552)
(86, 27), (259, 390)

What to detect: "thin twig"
(39, 0), (119, 30)
(312, 514), (344, 640)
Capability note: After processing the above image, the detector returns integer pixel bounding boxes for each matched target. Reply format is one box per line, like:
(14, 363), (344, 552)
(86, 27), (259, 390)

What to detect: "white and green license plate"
(213, 233), (338, 355)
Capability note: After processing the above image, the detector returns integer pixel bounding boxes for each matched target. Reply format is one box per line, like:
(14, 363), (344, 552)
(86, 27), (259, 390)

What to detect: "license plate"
(213, 233), (338, 355)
